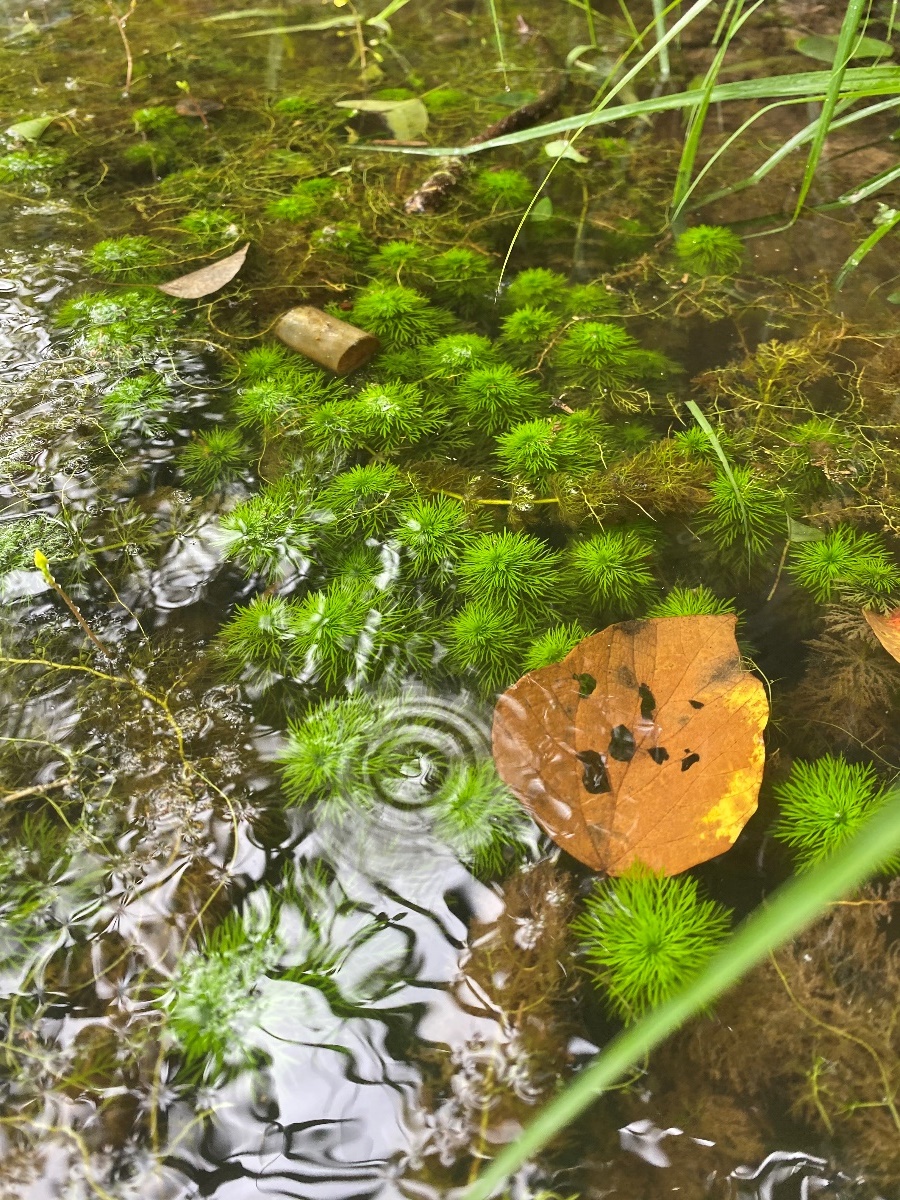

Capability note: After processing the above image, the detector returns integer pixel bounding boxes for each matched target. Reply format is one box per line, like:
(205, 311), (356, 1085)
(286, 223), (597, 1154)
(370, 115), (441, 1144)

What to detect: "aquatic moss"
(0, 148), (66, 185)
(772, 756), (898, 871)
(474, 168), (533, 210)
(272, 94), (318, 116)
(347, 283), (453, 350)
(100, 372), (171, 432)
(647, 586), (736, 617)
(572, 867), (731, 1020)
(178, 428), (250, 490)
(452, 363), (546, 435)
(133, 105), (180, 134)
(497, 305), (560, 366)
(266, 177), (338, 222)
(87, 236), (166, 281)
(219, 477), (318, 582)
(788, 526), (900, 605)
(178, 208), (241, 246)
(444, 600), (526, 693)
(432, 760), (531, 878)
(696, 467), (786, 564)
(503, 267), (570, 313)
(319, 463), (412, 537)
(675, 224), (744, 275)
(523, 622), (588, 671)
(393, 495), (472, 575)
(566, 529), (656, 613)
(458, 530), (561, 616)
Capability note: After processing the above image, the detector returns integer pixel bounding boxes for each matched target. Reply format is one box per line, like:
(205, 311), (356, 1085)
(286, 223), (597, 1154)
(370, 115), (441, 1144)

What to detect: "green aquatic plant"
(289, 580), (390, 687)
(56, 289), (180, 355)
(0, 148), (66, 185)
(432, 760), (531, 878)
(310, 222), (372, 260)
(647, 586), (736, 617)
(459, 531), (561, 616)
(233, 381), (301, 434)
(178, 208), (241, 246)
(675, 224), (744, 275)
(566, 529), (656, 613)
(553, 321), (671, 393)
(788, 526), (900, 604)
(368, 240), (429, 284)
(100, 372), (171, 432)
(133, 105), (180, 134)
(497, 306), (560, 366)
(280, 694), (384, 813)
(330, 542), (386, 586)
(496, 413), (607, 483)
(266, 177), (337, 222)
(523, 622), (587, 671)
(217, 593), (300, 681)
(420, 333), (497, 380)
(474, 167), (533, 210)
(272, 94), (318, 116)
(236, 343), (293, 383)
(444, 600), (525, 693)
(428, 247), (495, 311)
(87, 236), (165, 281)
(0, 516), (71, 577)
(566, 282), (620, 318)
(453, 363), (546, 436)
(696, 466), (786, 563)
(572, 867), (732, 1021)
(422, 87), (468, 113)
(503, 267), (570, 313)
(219, 477), (318, 582)
(343, 381), (446, 454)
(772, 756), (899, 872)
(320, 463), (412, 537)
(347, 283), (452, 351)
(162, 909), (278, 1078)
(393, 495), (472, 575)
(178, 427), (250, 490)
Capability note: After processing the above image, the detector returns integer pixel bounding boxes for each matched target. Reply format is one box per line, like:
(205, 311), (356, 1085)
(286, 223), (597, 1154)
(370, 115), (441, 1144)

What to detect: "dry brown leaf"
(863, 607), (900, 662)
(492, 615), (768, 876)
(157, 243), (249, 299)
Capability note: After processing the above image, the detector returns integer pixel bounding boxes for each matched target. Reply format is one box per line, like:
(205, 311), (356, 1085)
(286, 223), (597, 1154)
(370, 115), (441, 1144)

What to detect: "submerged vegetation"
(4, 0), (900, 1195)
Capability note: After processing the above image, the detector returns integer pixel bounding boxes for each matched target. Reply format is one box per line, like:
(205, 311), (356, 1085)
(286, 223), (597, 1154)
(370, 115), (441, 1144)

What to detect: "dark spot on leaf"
(681, 752), (701, 772)
(608, 724), (636, 762)
(638, 683), (656, 721)
(689, 699), (704, 710)
(617, 663), (638, 689)
(574, 672), (596, 697)
(648, 746), (669, 764)
(576, 749), (611, 794)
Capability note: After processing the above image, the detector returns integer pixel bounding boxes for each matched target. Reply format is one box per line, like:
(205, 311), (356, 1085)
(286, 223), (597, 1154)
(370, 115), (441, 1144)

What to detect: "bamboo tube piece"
(274, 306), (379, 374)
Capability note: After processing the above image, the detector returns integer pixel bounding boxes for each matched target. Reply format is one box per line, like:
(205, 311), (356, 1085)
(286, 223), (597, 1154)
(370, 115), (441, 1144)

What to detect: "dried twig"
(106, 0), (138, 96)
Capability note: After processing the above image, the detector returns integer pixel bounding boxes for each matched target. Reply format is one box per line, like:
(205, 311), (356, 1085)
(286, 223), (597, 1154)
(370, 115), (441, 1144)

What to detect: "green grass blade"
(835, 204), (900, 289)
(791, 0), (868, 220)
(357, 66), (900, 156)
(464, 789), (900, 1200)
(685, 398), (750, 566)
(671, 0), (761, 219)
(651, 0), (671, 80)
(822, 159), (900, 208)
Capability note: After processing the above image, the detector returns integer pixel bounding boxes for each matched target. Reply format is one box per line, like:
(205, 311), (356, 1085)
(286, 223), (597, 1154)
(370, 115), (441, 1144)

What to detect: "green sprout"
(788, 526), (900, 604)
(393, 495), (472, 575)
(444, 600), (526, 693)
(572, 867), (732, 1021)
(566, 529), (656, 613)
(647, 586), (736, 617)
(674, 224), (744, 275)
(432, 760), (531, 878)
(319, 464), (412, 537)
(458, 531), (561, 615)
(87, 236), (166, 281)
(772, 756), (899, 872)
(347, 283), (453, 350)
(696, 467), (786, 564)
(178, 428), (250, 490)
(523, 622), (587, 671)
(453, 363), (546, 436)
(217, 593), (300, 681)
(474, 168), (533, 210)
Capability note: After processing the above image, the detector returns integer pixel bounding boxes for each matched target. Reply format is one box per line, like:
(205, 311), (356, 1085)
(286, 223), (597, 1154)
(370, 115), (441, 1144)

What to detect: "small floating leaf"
(492, 615), (768, 876)
(6, 114), (56, 141)
(157, 243), (249, 299)
(335, 98), (428, 141)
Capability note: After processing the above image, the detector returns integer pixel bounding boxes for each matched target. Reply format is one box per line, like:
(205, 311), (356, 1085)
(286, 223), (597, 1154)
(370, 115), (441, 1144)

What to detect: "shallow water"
(1, 1), (900, 1198)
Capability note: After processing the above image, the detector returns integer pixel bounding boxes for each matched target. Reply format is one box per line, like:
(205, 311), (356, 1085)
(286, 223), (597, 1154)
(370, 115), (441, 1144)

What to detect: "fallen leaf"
(492, 615), (768, 876)
(175, 97), (224, 118)
(335, 97), (428, 141)
(157, 243), (249, 299)
(6, 115), (56, 142)
(863, 607), (900, 663)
